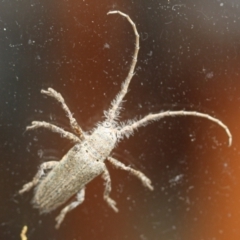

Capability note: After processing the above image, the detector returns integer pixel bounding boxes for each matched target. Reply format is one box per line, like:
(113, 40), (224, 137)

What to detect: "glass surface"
(0, 0), (240, 239)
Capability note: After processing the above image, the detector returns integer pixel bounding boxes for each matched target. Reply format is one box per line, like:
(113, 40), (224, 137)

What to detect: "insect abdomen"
(32, 146), (105, 213)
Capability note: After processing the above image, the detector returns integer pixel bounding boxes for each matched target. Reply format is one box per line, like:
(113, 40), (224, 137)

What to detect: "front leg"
(27, 121), (81, 144)
(19, 161), (58, 194)
(41, 88), (85, 140)
(102, 167), (118, 212)
(55, 188), (85, 229)
(107, 157), (153, 191)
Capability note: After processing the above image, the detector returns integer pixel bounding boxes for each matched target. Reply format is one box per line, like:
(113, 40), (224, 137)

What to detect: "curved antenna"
(118, 110), (232, 146)
(106, 11), (139, 123)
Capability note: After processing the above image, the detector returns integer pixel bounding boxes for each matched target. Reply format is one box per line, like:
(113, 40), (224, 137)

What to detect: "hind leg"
(55, 188), (85, 229)
(102, 166), (118, 212)
(19, 161), (58, 194)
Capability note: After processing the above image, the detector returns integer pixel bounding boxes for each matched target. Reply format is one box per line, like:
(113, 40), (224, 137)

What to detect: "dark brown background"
(0, 0), (240, 239)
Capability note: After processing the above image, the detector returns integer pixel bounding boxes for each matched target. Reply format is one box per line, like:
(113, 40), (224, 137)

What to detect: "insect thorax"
(85, 125), (117, 161)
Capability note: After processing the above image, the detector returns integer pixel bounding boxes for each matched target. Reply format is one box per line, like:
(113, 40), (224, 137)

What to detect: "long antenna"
(106, 11), (139, 122)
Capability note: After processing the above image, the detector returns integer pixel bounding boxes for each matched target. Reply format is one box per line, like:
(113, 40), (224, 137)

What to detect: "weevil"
(19, 10), (232, 229)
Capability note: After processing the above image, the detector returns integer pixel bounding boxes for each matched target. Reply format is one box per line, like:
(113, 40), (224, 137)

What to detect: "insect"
(19, 10), (232, 229)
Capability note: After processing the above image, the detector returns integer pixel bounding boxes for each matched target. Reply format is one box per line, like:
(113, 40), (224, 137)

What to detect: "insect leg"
(107, 157), (153, 191)
(106, 11), (139, 123)
(41, 88), (85, 140)
(19, 161), (58, 194)
(27, 121), (81, 143)
(55, 187), (85, 229)
(102, 166), (118, 212)
(118, 111), (232, 146)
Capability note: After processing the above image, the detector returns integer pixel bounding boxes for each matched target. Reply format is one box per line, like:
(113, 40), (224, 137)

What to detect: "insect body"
(19, 11), (232, 229)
